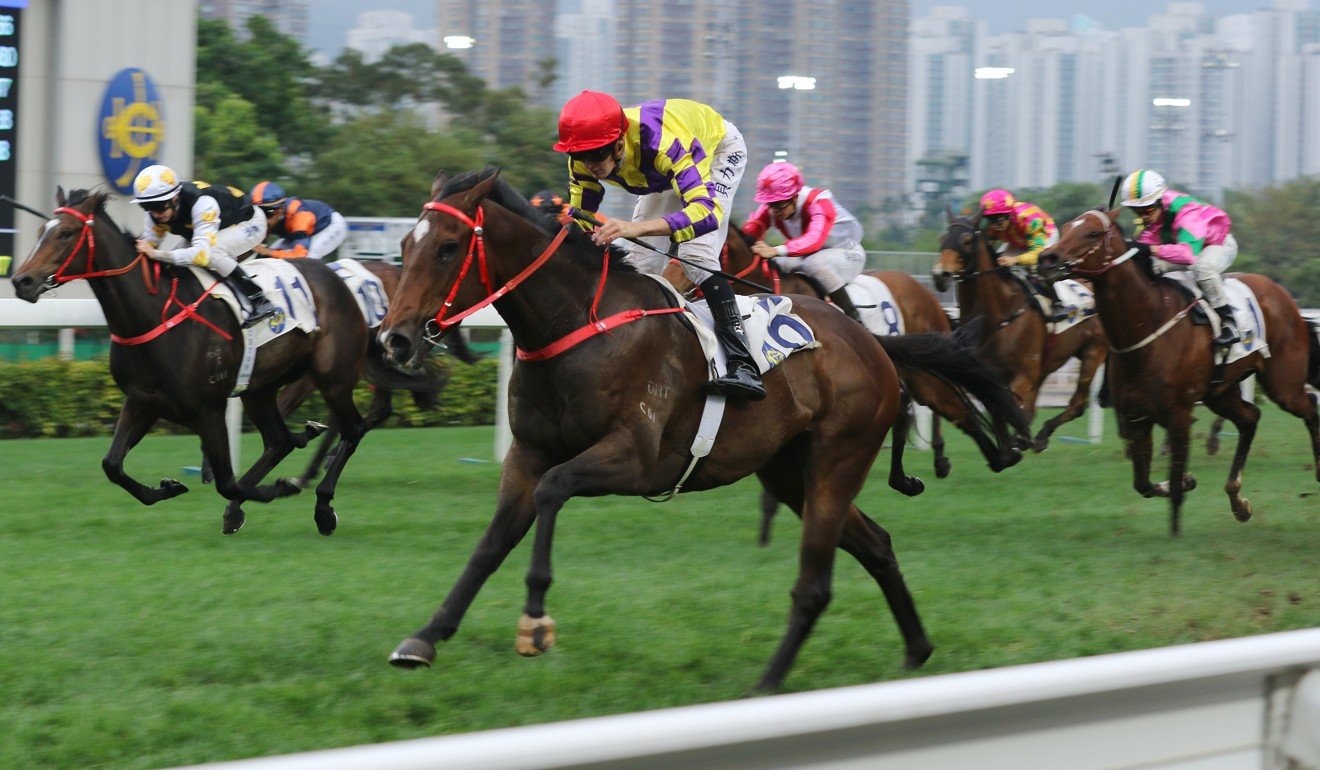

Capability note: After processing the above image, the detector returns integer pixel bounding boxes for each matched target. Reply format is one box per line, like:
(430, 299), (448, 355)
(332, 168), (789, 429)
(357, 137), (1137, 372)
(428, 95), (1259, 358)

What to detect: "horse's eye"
(436, 241), (460, 261)
(58, 228), (75, 240)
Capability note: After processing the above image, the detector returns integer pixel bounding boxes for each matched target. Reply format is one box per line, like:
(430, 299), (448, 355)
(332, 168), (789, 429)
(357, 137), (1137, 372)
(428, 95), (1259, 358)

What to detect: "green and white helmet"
(1119, 169), (1167, 208)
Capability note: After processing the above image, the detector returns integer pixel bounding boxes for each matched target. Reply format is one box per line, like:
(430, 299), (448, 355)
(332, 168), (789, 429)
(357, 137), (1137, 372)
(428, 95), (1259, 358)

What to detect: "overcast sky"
(304, 0), (1297, 57)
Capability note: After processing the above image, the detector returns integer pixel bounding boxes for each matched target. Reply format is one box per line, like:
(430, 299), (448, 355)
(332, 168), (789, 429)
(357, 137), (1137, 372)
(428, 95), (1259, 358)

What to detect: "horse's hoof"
(1184, 474), (1198, 492)
(389, 638), (436, 669)
(516, 613), (556, 656)
(159, 478), (189, 498)
(903, 642), (934, 669)
(305, 420), (329, 436)
(893, 476), (924, 497)
(1032, 436), (1050, 453)
(1206, 438), (1220, 456)
(222, 510), (245, 535)
(934, 457), (951, 479)
(1232, 499), (1252, 522)
(274, 478), (305, 497)
(314, 508), (337, 536)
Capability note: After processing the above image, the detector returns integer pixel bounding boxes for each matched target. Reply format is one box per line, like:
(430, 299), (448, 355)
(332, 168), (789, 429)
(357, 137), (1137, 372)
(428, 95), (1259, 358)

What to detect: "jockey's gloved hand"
(1125, 239), (1152, 259)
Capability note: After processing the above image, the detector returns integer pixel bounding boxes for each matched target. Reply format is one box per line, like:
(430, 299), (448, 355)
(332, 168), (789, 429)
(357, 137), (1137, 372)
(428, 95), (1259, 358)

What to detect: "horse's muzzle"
(10, 272), (48, 303)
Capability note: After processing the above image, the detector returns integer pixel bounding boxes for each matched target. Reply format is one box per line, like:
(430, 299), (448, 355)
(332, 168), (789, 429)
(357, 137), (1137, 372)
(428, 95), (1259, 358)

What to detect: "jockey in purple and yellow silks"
(980, 188), (1067, 322)
(554, 90), (763, 401)
(1120, 168), (1239, 345)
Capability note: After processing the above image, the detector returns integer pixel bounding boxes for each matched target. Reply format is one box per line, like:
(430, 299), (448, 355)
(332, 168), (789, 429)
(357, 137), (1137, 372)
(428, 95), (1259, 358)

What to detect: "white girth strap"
(231, 326), (258, 396)
(649, 393), (727, 502)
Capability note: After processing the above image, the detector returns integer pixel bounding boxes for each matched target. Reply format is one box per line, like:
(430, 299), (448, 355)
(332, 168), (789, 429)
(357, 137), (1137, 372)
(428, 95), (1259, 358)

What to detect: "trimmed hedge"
(0, 356), (500, 439)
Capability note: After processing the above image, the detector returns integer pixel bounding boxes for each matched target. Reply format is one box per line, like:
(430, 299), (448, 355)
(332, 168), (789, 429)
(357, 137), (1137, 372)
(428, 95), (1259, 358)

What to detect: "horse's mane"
(67, 188), (137, 244)
(440, 167), (636, 274)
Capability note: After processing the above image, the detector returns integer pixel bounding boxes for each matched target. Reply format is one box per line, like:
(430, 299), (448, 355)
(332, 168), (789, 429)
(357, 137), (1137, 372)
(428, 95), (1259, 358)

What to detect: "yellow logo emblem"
(100, 69), (166, 192)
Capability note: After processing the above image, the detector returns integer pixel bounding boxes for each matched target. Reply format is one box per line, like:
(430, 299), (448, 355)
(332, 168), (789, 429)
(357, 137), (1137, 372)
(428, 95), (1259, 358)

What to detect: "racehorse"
(933, 213), (1110, 452)
(717, 230), (1023, 544)
(10, 189), (369, 535)
(375, 167), (1029, 692)
(1038, 208), (1320, 535)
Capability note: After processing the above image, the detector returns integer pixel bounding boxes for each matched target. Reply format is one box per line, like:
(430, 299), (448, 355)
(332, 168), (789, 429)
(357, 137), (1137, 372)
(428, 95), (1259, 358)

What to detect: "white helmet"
(1119, 169), (1167, 208)
(133, 164), (182, 204)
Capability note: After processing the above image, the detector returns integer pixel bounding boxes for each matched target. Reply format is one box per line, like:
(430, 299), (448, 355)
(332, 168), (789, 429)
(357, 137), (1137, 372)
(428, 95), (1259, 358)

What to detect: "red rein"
(422, 202), (681, 361)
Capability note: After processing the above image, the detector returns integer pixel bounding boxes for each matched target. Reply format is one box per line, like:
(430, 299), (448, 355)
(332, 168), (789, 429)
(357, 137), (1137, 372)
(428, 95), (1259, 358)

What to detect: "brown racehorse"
(1038, 208), (1320, 535)
(376, 168), (1029, 692)
(10, 189), (371, 536)
(718, 230), (1024, 544)
(933, 214), (1110, 452)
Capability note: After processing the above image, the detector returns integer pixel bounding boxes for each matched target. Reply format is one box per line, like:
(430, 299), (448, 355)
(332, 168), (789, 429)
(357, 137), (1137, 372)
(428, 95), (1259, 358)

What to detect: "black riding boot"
(225, 267), (280, 328)
(828, 287), (863, 323)
(700, 276), (767, 401)
(1213, 304), (1240, 346)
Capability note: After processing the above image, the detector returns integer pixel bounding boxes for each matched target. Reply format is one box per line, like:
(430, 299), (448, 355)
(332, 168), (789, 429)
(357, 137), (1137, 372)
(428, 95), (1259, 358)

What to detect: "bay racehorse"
(1038, 208), (1320, 535)
(933, 213), (1110, 452)
(716, 230), (1023, 544)
(376, 168), (1030, 692)
(10, 189), (369, 535)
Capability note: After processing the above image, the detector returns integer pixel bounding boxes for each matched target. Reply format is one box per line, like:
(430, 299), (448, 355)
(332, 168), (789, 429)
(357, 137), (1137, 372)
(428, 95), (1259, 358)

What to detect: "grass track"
(0, 408), (1317, 768)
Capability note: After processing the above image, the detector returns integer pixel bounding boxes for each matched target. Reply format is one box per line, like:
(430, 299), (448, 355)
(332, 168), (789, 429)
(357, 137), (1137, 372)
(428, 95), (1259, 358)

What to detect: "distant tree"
(1224, 176), (1320, 306)
(193, 93), (285, 188)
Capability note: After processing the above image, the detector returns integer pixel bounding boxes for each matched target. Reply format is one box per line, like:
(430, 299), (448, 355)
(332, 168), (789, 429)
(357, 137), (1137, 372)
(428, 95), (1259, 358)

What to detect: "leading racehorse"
(1038, 208), (1320, 535)
(933, 213), (1110, 451)
(376, 167), (1029, 692)
(10, 189), (370, 535)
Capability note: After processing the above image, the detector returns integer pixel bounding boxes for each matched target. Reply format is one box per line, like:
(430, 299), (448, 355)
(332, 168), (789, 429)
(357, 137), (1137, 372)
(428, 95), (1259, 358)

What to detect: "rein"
(421, 201), (682, 360)
(723, 245), (781, 294)
(50, 205), (233, 345)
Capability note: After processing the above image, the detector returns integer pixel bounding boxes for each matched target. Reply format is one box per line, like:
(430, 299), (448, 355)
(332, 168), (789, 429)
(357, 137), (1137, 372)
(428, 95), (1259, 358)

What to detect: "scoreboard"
(0, 1), (21, 274)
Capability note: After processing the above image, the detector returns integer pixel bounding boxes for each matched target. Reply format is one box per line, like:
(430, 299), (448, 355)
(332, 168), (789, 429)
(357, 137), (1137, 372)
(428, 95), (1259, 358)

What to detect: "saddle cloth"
(326, 258), (390, 329)
(648, 275), (819, 377)
(189, 258), (319, 345)
(1163, 271), (1269, 364)
(840, 274), (905, 336)
(1044, 278), (1098, 332)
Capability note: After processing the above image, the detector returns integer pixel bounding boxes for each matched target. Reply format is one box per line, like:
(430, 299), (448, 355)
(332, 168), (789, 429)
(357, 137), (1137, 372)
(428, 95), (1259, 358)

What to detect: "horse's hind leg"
(838, 506), (931, 668)
(887, 397), (923, 497)
(1204, 387), (1261, 523)
(1163, 412), (1194, 537)
(930, 413), (951, 479)
(307, 385), (367, 536)
(390, 443), (548, 668)
(757, 486), (780, 547)
(102, 399), (188, 504)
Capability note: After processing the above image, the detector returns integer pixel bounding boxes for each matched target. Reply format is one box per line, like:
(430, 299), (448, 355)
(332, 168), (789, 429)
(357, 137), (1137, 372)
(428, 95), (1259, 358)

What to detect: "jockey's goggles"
(569, 142), (616, 164)
(769, 199), (796, 211)
(139, 199), (177, 213)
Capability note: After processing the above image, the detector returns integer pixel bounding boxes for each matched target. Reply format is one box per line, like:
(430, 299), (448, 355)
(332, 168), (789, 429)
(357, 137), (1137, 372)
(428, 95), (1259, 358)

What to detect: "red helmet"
(553, 90), (628, 153)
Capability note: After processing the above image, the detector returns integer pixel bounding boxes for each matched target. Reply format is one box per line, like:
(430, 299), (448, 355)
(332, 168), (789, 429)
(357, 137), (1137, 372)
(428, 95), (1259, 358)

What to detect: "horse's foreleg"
(224, 394), (303, 502)
(1125, 416), (1162, 499)
(102, 400), (187, 504)
(1206, 416), (1225, 456)
(1206, 389), (1261, 523)
(305, 387), (368, 536)
(886, 398), (923, 496)
(390, 443), (548, 669)
(838, 506), (931, 669)
(1163, 414), (1194, 537)
(1033, 348), (1102, 452)
(757, 486), (779, 547)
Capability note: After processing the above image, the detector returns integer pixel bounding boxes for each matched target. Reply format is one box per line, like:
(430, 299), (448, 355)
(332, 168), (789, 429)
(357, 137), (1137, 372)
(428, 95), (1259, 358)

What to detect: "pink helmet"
(979, 188), (1018, 216)
(754, 162), (805, 204)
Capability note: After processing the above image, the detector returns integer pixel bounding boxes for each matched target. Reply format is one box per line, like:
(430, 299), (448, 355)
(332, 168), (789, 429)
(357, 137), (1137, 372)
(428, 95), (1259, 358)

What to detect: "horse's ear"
(56, 186), (66, 207)
(460, 167), (501, 209)
(430, 170), (449, 200)
(945, 204), (955, 225)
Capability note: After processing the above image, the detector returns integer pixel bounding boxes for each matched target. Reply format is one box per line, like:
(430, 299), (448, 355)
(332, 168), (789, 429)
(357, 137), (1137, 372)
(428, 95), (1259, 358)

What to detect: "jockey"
(132, 164), (279, 328)
(1120, 169), (1239, 346)
(979, 189), (1067, 322)
(249, 181), (348, 261)
(740, 162), (866, 322)
(555, 89), (764, 401)
(529, 189), (567, 219)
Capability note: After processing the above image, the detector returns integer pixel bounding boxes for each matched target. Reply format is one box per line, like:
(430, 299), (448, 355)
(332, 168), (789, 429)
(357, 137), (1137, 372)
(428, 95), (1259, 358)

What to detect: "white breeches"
(1192, 234), (1237, 308)
(771, 242), (866, 294)
(271, 212), (348, 260)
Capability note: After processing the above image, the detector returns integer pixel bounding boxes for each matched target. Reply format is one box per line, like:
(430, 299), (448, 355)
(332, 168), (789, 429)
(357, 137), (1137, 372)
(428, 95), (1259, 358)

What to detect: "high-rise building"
(199, 0), (307, 43)
(345, 11), (436, 63)
(437, 0), (558, 107)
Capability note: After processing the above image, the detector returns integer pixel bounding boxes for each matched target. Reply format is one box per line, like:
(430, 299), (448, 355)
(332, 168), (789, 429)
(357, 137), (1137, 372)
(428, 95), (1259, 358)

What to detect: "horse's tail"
(364, 337), (451, 409)
(876, 325), (1032, 465)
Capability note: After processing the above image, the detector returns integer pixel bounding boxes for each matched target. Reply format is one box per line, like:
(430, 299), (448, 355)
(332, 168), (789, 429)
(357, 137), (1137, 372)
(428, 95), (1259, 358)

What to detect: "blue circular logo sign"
(97, 68), (165, 194)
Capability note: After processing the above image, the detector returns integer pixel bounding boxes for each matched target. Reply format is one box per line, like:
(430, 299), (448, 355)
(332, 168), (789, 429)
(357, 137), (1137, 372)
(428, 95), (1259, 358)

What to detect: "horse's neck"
(959, 250), (1018, 319)
(1091, 263), (1173, 349)
(84, 234), (173, 336)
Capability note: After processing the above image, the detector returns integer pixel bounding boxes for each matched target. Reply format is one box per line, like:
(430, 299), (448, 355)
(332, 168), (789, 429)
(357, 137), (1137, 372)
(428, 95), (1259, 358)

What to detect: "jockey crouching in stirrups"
(554, 90), (765, 401)
(1119, 169), (1239, 346)
(133, 164), (279, 328)
(740, 162), (867, 323)
(980, 188), (1067, 323)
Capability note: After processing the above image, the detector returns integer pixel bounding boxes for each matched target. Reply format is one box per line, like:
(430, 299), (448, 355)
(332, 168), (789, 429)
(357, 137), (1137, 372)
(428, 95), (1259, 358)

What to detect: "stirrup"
(242, 301), (279, 329)
(704, 363), (767, 401)
(1213, 325), (1239, 346)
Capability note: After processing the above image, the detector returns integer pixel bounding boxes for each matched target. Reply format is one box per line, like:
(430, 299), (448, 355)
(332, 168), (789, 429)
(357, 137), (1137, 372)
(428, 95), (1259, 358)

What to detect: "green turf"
(1, 409), (1317, 768)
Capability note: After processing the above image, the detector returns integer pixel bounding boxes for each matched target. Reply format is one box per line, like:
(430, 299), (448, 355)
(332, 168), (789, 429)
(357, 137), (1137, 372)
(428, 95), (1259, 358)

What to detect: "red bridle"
(421, 201), (569, 330)
(49, 205), (151, 284)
